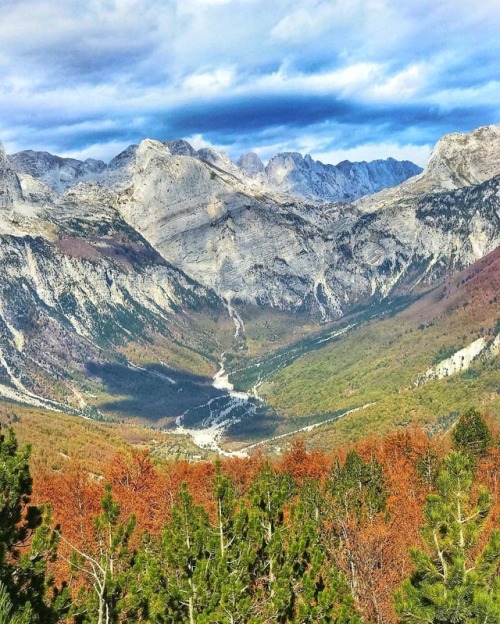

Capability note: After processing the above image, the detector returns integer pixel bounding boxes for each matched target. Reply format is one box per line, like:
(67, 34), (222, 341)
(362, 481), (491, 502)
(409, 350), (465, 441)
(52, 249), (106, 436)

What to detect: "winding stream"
(172, 353), (256, 457)
(171, 321), (362, 456)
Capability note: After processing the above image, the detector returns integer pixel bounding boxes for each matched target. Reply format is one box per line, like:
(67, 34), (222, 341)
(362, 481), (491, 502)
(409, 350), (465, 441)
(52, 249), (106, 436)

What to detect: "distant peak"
(164, 139), (197, 158)
(197, 146), (231, 167)
(107, 144), (138, 171)
(0, 141), (8, 163)
(237, 152), (265, 176)
(424, 124), (500, 189)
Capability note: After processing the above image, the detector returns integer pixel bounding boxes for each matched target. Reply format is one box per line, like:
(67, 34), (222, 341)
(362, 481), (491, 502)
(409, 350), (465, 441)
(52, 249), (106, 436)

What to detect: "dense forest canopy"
(0, 409), (498, 623)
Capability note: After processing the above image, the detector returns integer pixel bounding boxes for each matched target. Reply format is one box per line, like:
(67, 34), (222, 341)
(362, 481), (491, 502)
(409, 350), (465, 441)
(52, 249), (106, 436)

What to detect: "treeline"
(0, 409), (498, 623)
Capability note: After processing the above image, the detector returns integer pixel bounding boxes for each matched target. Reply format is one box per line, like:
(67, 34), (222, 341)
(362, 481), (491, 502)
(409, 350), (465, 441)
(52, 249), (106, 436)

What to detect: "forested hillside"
(0, 410), (498, 623)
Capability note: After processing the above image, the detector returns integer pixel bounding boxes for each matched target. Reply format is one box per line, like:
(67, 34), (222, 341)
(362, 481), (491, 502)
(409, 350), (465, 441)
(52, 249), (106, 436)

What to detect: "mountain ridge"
(8, 142), (421, 202)
(0, 123), (498, 449)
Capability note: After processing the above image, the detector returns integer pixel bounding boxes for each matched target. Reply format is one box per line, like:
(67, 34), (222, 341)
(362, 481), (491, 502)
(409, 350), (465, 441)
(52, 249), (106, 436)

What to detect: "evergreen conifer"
(395, 452), (499, 623)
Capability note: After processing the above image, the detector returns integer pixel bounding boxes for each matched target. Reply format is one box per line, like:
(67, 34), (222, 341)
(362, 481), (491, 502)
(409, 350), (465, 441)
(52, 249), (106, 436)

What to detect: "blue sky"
(1, 0), (499, 166)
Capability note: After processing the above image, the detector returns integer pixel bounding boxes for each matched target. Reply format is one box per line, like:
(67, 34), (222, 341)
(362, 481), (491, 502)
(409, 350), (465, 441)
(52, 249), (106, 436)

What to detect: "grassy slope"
(0, 400), (204, 473)
(250, 249), (499, 449)
(3, 243), (497, 456)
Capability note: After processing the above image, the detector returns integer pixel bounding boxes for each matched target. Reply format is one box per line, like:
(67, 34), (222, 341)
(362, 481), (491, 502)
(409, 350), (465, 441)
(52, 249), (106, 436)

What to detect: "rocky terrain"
(9, 150), (106, 192)
(239, 151), (422, 202)
(356, 124), (500, 211)
(3, 126), (500, 323)
(101, 127), (499, 319)
(0, 143), (226, 420)
(0, 124), (499, 446)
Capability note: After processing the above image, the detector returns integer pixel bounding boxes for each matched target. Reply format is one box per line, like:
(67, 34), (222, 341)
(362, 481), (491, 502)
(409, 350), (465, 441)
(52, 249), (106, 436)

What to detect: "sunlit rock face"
(104, 127), (499, 319)
(260, 152), (422, 203)
(356, 124), (500, 211)
(0, 152), (220, 412)
(2, 124), (499, 328)
(237, 152), (265, 178)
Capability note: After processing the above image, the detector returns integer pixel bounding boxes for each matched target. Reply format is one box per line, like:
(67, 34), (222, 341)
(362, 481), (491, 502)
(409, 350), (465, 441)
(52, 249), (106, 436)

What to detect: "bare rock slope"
(240, 151), (422, 202)
(106, 126), (500, 318)
(0, 147), (221, 416)
(9, 150), (106, 192)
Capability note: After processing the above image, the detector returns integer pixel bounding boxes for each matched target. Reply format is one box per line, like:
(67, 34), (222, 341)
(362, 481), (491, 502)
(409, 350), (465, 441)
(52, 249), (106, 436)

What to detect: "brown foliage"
(26, 421), (498, 624)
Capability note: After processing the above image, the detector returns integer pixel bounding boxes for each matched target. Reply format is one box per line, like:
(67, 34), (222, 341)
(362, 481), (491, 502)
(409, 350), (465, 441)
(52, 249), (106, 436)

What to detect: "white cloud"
(182, 68), (235, 95)
(369, 64), (427, 101)
(250, 62), (382, 98)
(429, 81), (500, 109)
(271, 1), (363, 43)
(0, 0), (498, 161)
(182, 133), (229, 154)
(179, 0), (236, 9)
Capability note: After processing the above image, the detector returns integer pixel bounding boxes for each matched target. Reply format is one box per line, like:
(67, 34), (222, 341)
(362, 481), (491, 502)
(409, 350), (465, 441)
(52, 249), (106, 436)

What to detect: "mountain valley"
(0, 124), (499, 457)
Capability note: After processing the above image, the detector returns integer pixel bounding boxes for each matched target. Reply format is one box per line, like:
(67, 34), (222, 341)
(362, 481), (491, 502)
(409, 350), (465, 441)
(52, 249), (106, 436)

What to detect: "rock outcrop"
(259, 152), (421, 202)
(102, 126), (500, 319)
(9, 150), (106, 192)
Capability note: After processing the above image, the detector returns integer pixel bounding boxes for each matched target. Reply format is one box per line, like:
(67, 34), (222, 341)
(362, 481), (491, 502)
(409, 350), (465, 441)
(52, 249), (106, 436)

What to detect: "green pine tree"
(394, 452), (500, 624)
(205, 464), (254, 623)
(0, 427), (64, 624)
(247, 463), (361, 623)
(66, 484), (136, 624)
(329, 451), (387, 523)
(289, 494), (362, 624)
(452, 409), (492, 460)
(0, 580), (23, 624)
(149, 483), (212, 623)
(416, 446), (440, 492)
(247, 462), (295, 622)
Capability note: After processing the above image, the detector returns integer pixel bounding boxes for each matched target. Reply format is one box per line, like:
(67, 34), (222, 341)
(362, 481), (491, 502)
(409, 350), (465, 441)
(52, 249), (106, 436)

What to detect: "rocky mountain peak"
(107, 145), (138, 171)
(0, 142), (8, 164)
(197, 146), (230, 166)
(237, 152), (265, 177)
(0, 143), (23, 209)
(425, 124), (500, 190)
(356, 124), (500, 212)
(197, 146), (244, 179)
(263, 151), (421, 202)
(8, 149), (106, 193)
(164, 139), (198, 158)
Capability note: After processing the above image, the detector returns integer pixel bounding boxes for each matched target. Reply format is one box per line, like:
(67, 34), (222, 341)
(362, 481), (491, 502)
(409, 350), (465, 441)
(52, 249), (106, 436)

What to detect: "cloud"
(0, 0), (498, 167)
(271, 1), (364, 44)
(183, 69), (235, 95)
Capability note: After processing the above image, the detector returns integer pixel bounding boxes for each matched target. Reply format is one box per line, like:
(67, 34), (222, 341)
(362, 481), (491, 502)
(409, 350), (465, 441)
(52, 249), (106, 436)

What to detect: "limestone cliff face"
(424, 124), (500, 190)
(0, 144), (23, 209)
(237, 152), (265, 177)
(2, 124), (499, 327)
(261, 152), (421, 202)
(0, 153), (220, 412)
(356, 124), (500, 211)
(104, 127), (500, 318)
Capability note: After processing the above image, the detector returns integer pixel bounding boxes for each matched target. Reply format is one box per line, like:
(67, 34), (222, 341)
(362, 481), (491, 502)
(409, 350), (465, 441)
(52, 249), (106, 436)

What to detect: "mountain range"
(0, 124), (499, 452)
(9, 144), (420, 200)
